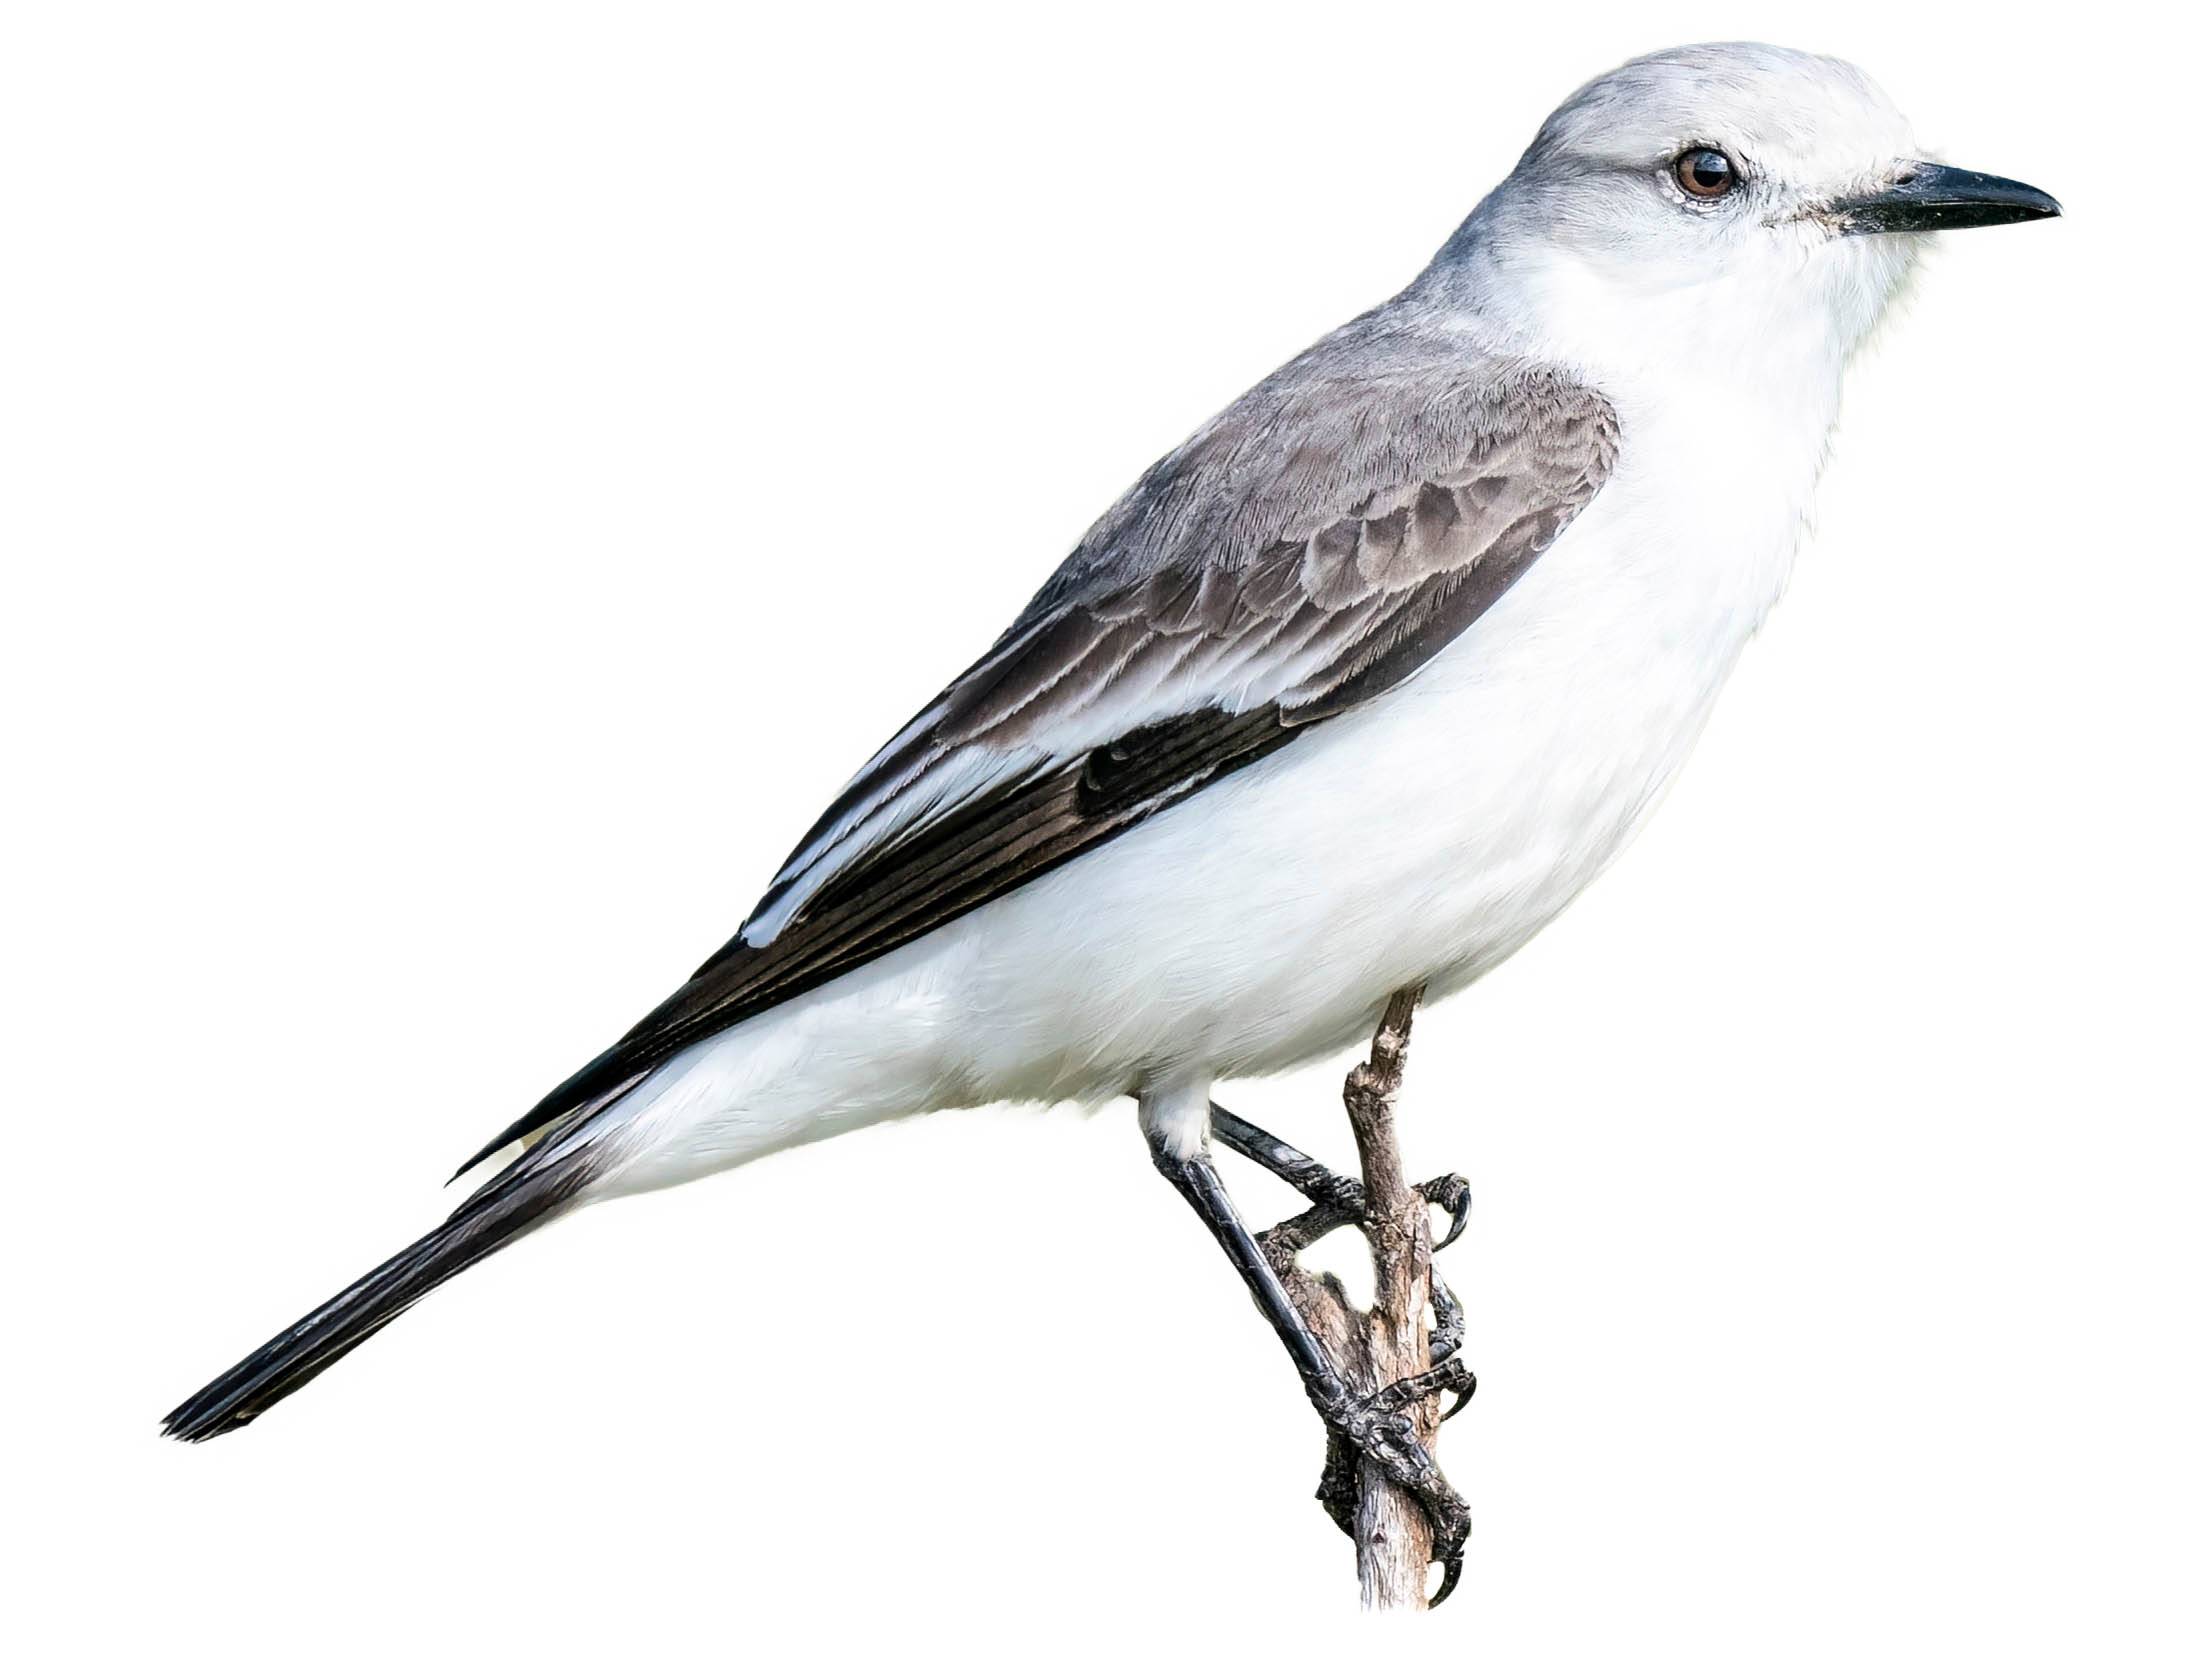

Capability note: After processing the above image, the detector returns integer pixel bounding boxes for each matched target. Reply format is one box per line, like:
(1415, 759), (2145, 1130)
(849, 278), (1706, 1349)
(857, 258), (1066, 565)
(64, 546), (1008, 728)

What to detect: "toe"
(1421, 1174), (1472, 1250)
(1429, 1552), (1464, 1608)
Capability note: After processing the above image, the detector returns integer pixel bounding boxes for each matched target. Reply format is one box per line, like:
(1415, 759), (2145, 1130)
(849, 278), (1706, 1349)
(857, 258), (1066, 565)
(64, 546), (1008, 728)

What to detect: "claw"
(1429, 1551), (1464, 1609)
(1419, 1172), (1471, 1251)
(1321, 1369), (1473, 1601)
(1424, 1482), (1472, 1608)
(1442, 1373), (1477, 1421)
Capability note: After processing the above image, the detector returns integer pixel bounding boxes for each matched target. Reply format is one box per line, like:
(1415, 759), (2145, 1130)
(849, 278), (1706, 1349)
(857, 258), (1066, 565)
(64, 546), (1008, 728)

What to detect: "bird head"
(1431, 44), (2059, 382)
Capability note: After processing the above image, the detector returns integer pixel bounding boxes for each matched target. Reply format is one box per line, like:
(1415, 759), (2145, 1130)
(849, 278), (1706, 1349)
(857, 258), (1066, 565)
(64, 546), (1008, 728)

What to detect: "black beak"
(1830, 163), (2062, 234)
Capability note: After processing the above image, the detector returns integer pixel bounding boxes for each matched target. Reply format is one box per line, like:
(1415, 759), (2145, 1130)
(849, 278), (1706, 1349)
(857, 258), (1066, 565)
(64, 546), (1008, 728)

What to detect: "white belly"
(594, 424), (1813, 1197)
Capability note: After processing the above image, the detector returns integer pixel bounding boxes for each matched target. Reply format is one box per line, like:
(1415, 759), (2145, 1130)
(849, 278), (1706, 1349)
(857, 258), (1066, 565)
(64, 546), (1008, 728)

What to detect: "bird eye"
(1673, 148), (1737, 199)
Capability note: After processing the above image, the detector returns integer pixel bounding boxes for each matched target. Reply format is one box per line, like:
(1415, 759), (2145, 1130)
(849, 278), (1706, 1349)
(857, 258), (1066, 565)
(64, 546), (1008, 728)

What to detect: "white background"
(5, 1), (2202, 1649)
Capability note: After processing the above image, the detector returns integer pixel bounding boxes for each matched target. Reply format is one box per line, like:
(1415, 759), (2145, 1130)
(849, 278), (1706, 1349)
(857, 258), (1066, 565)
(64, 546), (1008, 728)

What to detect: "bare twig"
(1257, 984), (1452, 1609)
(1342, 985), (1440, 1609)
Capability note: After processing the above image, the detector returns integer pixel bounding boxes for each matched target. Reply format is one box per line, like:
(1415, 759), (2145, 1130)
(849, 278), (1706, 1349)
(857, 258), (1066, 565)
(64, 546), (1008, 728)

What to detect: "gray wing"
(745, 336), (1620, 937)
(454, 326), (1617, 1177)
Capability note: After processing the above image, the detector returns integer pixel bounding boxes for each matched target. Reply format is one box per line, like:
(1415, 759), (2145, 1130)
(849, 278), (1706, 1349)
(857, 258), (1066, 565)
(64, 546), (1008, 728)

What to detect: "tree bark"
(1260, 984), (1447, 1609)
(1342, 986), (1442, 1609)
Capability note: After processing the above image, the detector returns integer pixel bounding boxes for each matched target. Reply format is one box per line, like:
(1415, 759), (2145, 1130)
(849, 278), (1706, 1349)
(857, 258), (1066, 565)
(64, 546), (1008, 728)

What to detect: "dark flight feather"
(162, 1135), (614, 1441)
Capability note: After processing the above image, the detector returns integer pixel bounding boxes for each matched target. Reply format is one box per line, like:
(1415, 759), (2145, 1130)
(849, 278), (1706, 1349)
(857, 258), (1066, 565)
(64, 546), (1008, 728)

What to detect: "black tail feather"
(161, 1155), (596, 1443)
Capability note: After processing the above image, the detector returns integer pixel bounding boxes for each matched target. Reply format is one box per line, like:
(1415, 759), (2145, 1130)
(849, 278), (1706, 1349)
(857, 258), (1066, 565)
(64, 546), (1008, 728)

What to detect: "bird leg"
(1212, 1105), (1473, 1255)
(1208, 1103), (1476, 1571)
(1154, 989), (1473, 1606)
(1212, 1105), (1471, 1381)
(1148, 1135), (1473, 1606)
(1209, 1106), (1366, 1211)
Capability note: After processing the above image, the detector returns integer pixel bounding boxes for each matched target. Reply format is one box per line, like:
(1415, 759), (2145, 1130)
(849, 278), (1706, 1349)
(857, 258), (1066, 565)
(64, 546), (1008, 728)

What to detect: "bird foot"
(1212, 1105), (1471, 1251)
(1418, 1171), (1472, 1252)
(1211, 1106), (1476, 1604)
(1312, 1358), (1476, 1605)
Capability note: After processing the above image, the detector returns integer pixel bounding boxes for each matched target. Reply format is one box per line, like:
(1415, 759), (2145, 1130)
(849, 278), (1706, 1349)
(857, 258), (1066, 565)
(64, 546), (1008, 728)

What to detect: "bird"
(163, 40), (2059, 1596)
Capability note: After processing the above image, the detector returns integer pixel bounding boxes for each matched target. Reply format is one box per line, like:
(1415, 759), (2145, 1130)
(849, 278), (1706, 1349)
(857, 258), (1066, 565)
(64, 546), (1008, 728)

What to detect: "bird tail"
(161, 1146), (605, 1444)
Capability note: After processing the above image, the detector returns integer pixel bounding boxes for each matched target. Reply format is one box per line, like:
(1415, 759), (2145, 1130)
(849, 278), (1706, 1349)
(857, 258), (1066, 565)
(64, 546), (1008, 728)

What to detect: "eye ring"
(1673, 147), (1738, 200)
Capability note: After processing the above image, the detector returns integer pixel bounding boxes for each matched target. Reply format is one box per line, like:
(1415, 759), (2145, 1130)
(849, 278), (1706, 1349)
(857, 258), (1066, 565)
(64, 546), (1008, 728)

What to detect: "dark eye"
(1673, 148), (1737, 199)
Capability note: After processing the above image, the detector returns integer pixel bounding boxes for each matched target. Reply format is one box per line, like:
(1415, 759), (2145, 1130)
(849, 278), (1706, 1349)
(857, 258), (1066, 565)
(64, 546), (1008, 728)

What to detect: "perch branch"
(1341, 985), (1443, 1608)
(1226, 983), (1467, 1608)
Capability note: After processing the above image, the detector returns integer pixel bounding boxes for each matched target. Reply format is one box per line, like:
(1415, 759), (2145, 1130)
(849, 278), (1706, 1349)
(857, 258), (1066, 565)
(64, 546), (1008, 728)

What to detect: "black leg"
(1211, 1106), (1365, 1211)
(1206, 1109), (1473, 1384)
(1148, 1139), (1349, 1413)
(1148, 1135), (1472, 1599)
(1212, 1105), (1473, 1252)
